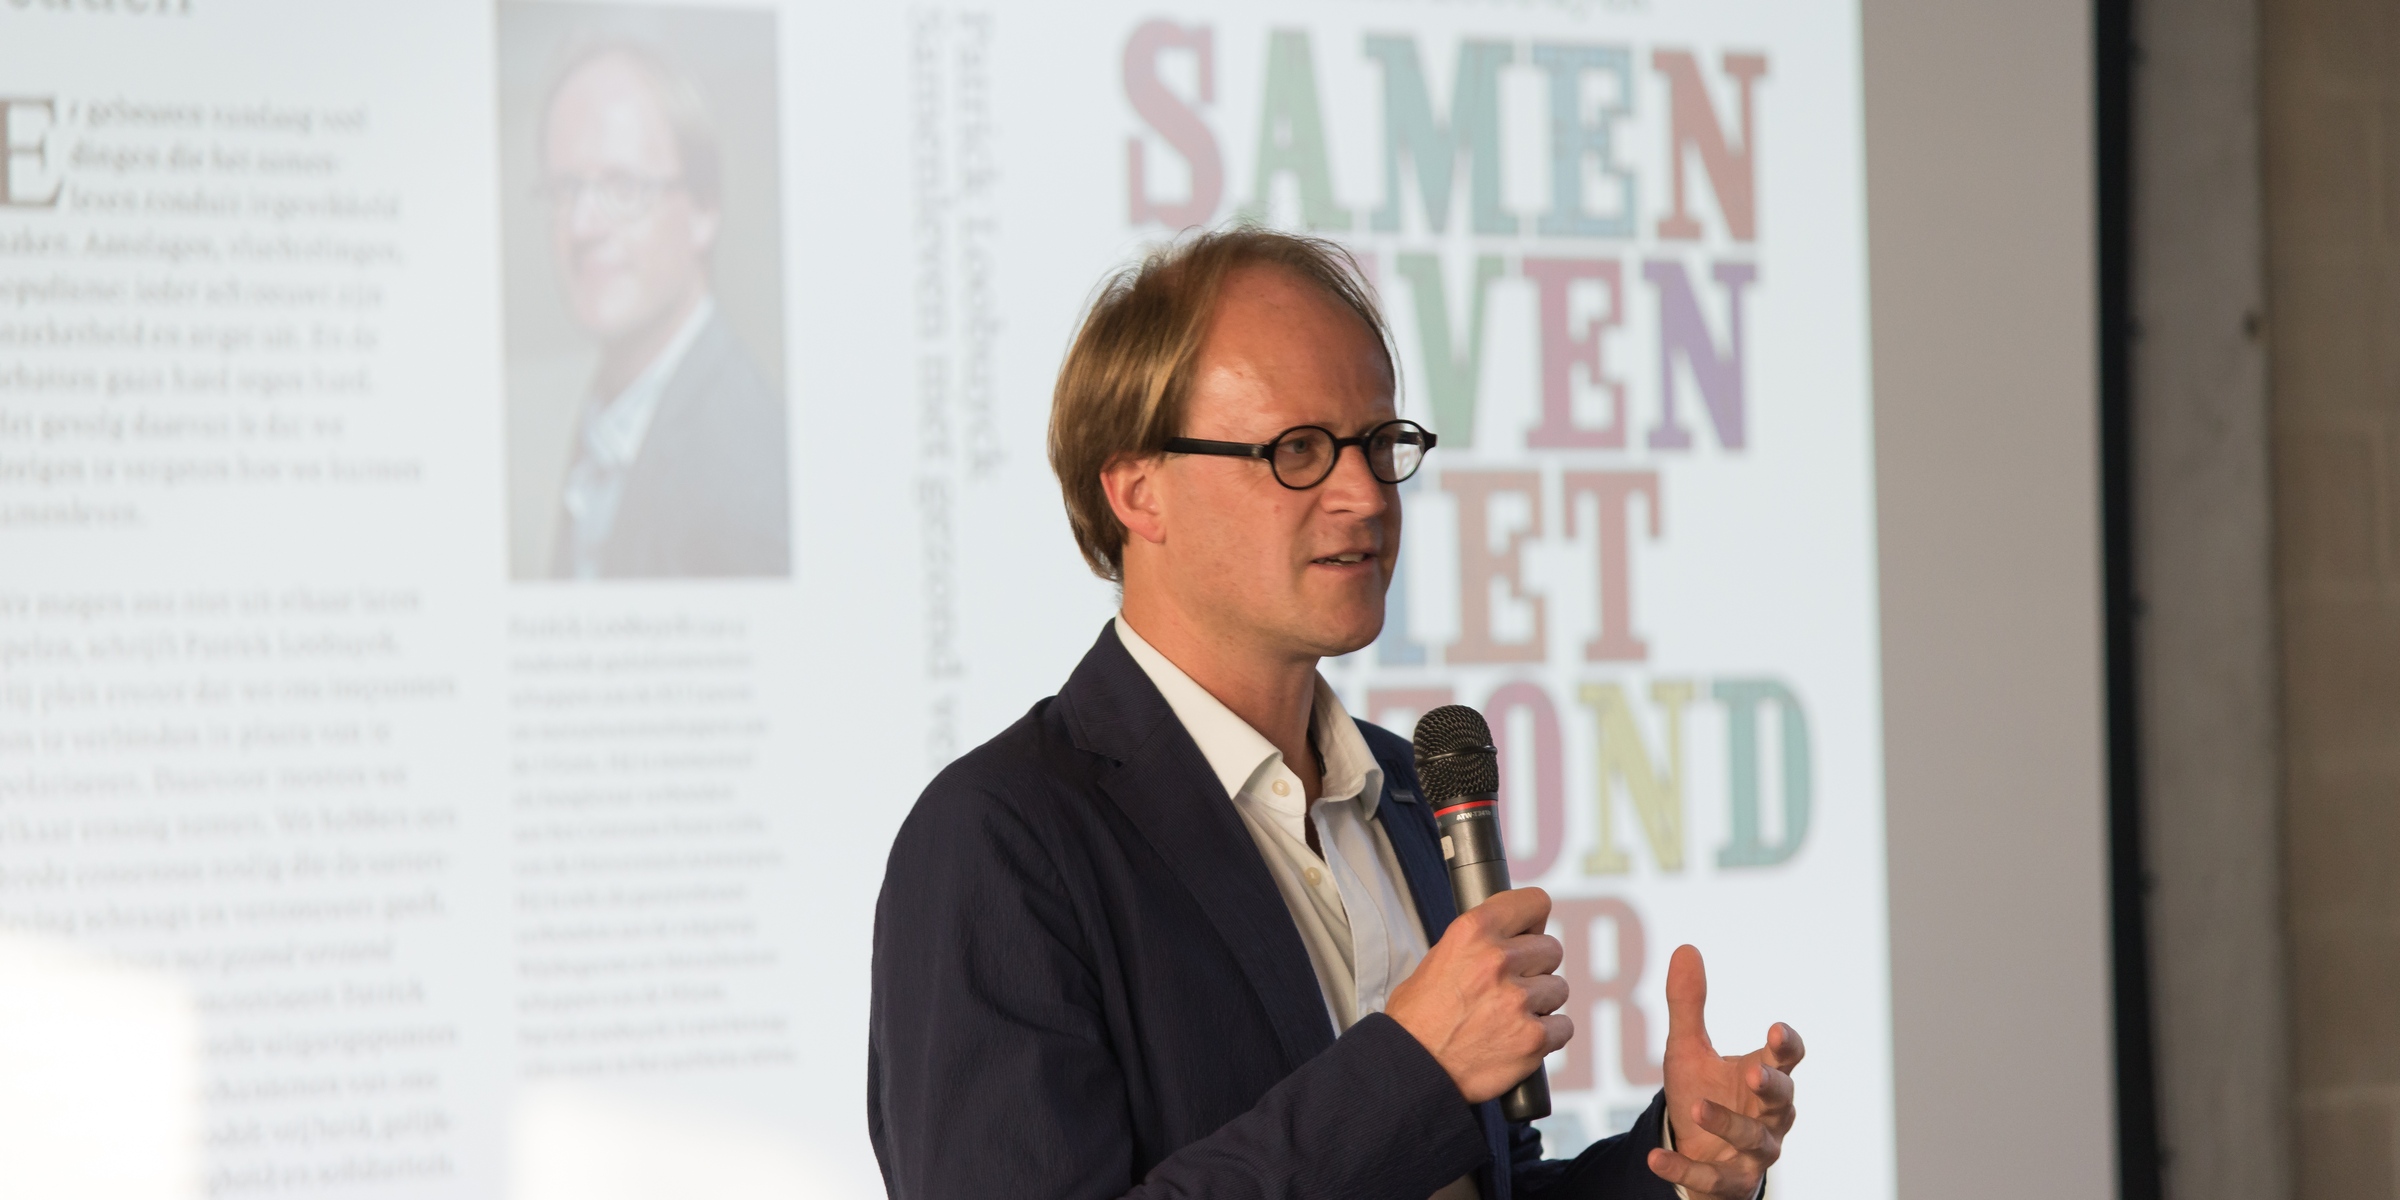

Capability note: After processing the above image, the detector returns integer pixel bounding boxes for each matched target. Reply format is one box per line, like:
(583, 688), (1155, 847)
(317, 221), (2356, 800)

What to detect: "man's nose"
(1318, 441), (1390, 512)
(562, 192), (616, 240)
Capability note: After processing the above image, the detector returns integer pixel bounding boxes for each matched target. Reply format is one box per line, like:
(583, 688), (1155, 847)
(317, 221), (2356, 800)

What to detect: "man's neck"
(1118, 597), (1325, 802)
(593, 285), (707, 400)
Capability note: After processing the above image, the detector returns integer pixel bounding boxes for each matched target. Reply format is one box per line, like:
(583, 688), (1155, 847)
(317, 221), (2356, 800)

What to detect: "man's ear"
(1100, 452), (1168, 548)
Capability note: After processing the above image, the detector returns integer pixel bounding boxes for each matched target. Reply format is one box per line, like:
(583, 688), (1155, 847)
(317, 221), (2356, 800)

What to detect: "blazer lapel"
(1368, 745), (1463, 944)
(1371, 746), (1515, 1200)
(1058, 626), (1338, 1069)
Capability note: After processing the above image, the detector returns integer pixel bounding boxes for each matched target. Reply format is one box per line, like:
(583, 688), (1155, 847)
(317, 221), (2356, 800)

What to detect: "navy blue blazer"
(869, 625), (1675, 1199)
(549, 312), (790, 580)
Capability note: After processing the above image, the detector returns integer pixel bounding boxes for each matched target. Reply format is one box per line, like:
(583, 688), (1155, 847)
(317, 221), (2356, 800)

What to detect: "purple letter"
(1643, 260), (1755, 451)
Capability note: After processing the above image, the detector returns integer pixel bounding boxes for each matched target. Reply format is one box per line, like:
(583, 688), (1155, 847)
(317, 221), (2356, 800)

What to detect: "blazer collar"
(1056, 624), (1340, 1065)
(1361, 738), (1463, 944)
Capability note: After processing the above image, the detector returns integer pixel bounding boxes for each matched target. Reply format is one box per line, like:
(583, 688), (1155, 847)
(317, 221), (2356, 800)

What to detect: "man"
(537, 41), (788, 580)
(869, 229), (1801, 1199)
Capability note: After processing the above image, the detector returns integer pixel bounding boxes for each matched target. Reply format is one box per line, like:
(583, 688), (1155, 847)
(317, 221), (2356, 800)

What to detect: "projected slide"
(0, 1), (1883, 1197)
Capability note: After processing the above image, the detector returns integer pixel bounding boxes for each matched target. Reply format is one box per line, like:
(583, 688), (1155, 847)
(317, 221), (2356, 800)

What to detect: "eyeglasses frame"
(1161, 418), (1438, 490)
(535, 173), (690, 225)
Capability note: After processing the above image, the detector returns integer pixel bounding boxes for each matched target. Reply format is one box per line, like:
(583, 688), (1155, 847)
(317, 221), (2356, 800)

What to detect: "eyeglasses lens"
(1268, 422), (1429, 487)
(1272, 428), (1334, 487)
(1370, 425), (1423, 483)
(540, 175), (678, 225)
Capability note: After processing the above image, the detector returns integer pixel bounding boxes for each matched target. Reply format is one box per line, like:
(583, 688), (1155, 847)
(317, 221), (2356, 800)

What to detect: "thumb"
(1665, 944), (1711, 1053)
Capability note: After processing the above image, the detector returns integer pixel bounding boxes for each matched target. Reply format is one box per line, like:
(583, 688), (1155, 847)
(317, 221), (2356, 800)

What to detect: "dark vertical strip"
(2095, 0), (2164, 1196)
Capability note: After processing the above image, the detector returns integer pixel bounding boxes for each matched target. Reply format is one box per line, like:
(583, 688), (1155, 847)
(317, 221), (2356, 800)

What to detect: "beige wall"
(1865, 1), (2121, 1195)
(1868, 0), (2400, 1192)
(2262, 0), (2400, 1194)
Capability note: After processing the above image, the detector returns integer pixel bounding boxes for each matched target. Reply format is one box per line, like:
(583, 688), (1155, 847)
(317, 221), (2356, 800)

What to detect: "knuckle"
(1463, 942), (1499, 977)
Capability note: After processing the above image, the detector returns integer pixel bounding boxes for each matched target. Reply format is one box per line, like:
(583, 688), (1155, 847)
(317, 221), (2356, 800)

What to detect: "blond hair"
(1047, 226), (1394, 581)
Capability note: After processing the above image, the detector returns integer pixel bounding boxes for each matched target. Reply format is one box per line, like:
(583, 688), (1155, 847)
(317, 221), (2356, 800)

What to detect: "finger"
(1767, 1021), (1806, 1070)
(1504, 931), (1564, 977)
(1695, 1099), (1780, 1157)
(1745, 1060), (1794, 1111)
(1497, 883), (1555, 936)
(1664, 944), (1711, 1052)
(1522, 972), (1568, 1016)
(1539, 1011), (1573, 1056)
(1467, 887), (1553, 940)
(1647, 1148), (1744, 1198)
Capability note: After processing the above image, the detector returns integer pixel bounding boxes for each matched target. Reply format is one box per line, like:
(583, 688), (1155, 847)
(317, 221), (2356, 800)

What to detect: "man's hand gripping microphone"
(1411, 704), (1552, 1122)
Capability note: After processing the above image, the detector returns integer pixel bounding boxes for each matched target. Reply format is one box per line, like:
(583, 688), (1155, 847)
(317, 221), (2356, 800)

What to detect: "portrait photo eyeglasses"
(535, 173), (688, 224)
(1163, 419), (1437, 490)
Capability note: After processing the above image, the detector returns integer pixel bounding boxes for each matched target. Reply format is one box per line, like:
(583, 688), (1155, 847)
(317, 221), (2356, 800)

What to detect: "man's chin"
(1293, 607), (1383, 661)
(571, 289), (661, 341)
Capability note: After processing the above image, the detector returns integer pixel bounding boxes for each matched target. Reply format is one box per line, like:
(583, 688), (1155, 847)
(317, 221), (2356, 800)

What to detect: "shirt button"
(1304, 867), (1323, 886)
(1272, 780), (1290, 797)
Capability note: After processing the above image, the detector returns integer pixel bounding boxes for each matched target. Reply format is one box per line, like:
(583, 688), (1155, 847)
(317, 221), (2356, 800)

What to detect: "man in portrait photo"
(533, 38), (789, 580)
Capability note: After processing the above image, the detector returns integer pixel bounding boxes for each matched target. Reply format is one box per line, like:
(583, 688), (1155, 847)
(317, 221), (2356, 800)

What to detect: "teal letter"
(1237, 30), (1351, 231)
(1364, 36), (1516, 235)
(1532, 43), (1634, 238)
(1713, 679), (1812, 868)
(1396, 253), (1504, 448)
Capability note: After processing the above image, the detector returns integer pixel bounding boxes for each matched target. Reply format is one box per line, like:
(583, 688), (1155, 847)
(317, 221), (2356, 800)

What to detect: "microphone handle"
(1436, 796), (1552, 1123)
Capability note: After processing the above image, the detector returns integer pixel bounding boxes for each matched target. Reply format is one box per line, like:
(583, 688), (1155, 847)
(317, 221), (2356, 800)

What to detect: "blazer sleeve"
(1510, 1090), (1680, 1200)
(868, 773), (1492, 1200)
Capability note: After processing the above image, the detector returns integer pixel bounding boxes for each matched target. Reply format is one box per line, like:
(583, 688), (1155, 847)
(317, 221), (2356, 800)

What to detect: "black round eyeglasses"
(1162, 419), (1437, 490)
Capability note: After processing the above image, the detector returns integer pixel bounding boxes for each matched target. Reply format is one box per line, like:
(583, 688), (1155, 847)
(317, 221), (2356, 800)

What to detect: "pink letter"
(1563, 471), (1660, 661)
(1485, 681), (1567, 881)
(1125, 22), (1223, 228)
(1522, 257), (1627, 449)
(1553, 896), (1663, 1088)
(1653, 50), (1766, 242)
(1444, 471), (1546, 664)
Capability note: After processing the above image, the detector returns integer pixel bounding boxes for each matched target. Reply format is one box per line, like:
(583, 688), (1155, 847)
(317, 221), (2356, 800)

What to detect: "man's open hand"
(1649, 945), (1803, 1199)
(1387, 887), (1571, 1104)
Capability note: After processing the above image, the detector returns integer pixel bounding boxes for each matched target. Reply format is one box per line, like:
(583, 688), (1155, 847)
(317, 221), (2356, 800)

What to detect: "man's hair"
(539, 36), (723, 210)
(1047, 226), (1395, 582)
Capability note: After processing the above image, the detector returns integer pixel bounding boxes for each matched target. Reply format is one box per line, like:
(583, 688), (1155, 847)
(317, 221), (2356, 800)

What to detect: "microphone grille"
(1410, 704), (1498, 804)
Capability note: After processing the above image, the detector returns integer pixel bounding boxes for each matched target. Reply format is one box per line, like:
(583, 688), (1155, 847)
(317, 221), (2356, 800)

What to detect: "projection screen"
(0, 1), (2113, 1197)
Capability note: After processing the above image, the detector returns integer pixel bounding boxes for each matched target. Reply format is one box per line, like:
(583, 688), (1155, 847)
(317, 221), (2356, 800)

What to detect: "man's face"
(541, 54), (717, 342)
(1144, 264), (1403, 661)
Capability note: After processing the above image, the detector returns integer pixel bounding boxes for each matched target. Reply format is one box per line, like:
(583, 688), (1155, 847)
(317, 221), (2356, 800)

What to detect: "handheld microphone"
(1410, 704), (1552, 1123)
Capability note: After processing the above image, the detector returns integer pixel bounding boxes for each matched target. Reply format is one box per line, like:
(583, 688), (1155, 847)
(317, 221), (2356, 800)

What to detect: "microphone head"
(1411, 704), (1498, 804)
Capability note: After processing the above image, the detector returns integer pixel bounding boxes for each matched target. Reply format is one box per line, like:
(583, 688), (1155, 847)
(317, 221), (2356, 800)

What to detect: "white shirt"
(1117, 617), (1731, 1200)
(559, 295), (715, 578)
(1114, 616), (1430, 1033)
(1116, 617), (1479, 1200)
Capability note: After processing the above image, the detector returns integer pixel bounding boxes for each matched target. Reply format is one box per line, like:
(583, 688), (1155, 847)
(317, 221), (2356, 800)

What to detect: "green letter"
(1713, 679), (1812, 868)
(1237, 30), (1351, 230)
(1364, 36), (1516, 235)
(1395, 252), (1503, 448)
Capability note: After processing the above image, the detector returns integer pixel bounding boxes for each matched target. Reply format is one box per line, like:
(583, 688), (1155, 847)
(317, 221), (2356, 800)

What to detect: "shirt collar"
(583, 294), (715, 471)
(1113, 615), (1384, 819)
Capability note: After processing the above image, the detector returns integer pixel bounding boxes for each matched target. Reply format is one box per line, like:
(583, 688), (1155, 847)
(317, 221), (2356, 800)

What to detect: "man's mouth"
(1312, 551), (1375, 567)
